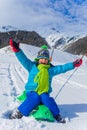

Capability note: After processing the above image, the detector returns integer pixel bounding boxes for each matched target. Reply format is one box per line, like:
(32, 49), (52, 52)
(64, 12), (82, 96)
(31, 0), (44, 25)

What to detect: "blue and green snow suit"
(15, 50), (74, 117)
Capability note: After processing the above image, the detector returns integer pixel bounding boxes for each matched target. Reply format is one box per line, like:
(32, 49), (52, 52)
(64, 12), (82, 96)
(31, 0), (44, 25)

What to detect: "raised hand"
(73, 59), (82, 67)
(9, 38), (20, 52)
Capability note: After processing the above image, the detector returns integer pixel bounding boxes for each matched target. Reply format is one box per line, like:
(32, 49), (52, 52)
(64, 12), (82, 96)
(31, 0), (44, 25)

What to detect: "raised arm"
(50, 59), (82, 76)
(9, 38), (34, 71)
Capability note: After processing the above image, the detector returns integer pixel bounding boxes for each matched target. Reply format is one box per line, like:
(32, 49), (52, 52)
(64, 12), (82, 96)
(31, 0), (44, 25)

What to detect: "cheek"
(45, 60), (48, 64)
(38, 59), (48, 64)
(39, 59), (43, 63)
(38, 61), (41, 63)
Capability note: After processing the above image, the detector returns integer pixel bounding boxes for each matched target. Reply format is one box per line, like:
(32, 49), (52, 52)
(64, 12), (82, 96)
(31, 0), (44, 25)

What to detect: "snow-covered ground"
(0, 44), (87, 130)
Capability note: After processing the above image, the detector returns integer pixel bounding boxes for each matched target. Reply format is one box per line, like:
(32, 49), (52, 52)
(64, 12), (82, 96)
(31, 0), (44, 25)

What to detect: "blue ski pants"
(18, 91), (60, 117)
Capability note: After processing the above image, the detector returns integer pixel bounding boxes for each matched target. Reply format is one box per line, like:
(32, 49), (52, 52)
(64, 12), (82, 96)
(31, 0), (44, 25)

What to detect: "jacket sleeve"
(51, 62), (75, 76)
(15, 49), (34, 71)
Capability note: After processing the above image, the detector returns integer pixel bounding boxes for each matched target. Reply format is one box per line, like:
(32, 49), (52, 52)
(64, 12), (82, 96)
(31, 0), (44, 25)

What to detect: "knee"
(41, 93), (52, 103)
(33, 92), (40, 101)
(41, 93), (56, 104)
(41, 93), (49, 101)
(27, 91), (41, 103)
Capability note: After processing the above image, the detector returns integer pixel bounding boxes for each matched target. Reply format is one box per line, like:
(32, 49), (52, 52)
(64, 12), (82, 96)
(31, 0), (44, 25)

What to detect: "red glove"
(9, 38), (20, 52)
(73, 59), (82, 67)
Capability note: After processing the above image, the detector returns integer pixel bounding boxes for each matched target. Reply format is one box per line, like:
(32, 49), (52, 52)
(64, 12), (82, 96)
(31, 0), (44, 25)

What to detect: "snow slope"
(0, 44), (87, 130)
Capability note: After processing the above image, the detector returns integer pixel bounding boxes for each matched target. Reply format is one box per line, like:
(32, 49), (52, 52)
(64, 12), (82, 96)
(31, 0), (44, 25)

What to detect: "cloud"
(0, 0), (87, 36)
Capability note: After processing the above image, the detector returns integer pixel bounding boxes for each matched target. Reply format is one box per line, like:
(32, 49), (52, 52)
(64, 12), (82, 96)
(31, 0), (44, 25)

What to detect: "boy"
(9, 39), (82, 123)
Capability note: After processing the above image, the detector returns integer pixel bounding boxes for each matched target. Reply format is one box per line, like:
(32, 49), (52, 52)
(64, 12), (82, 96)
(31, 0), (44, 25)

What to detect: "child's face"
(38, 58), (48, 64)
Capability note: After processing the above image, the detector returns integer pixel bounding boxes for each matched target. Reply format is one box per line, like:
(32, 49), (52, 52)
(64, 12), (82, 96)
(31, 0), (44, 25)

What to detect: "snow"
(0, 44), (87, 130)
(46, 33), (86, 50)
(46, 33), (64, 46)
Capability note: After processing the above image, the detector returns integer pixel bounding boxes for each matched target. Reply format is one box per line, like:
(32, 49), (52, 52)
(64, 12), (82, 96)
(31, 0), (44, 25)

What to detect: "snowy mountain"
(46, 33), (83, 49)
(0, 44), (87, 130)
(46, 32), (87, 55)
(63, 36), (87, 55)
(0, 25), (87, 55)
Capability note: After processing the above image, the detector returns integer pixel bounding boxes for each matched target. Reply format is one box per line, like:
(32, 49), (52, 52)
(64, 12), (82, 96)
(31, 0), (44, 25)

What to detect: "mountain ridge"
(63, 36), (87, 55)
(0, 25), (87, 55)
(0, 30), (49, 48)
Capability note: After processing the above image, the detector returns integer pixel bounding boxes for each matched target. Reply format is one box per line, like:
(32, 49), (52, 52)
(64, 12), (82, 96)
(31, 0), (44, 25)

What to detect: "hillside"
(0, 30), (87, 56)
(0, 30), (49, 48)
(46, 33), (87, 55)
(63, 36), (87, 55)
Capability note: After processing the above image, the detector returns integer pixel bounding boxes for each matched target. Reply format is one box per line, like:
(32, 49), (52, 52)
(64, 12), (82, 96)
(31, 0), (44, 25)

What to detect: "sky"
(0, 0), (87, 36)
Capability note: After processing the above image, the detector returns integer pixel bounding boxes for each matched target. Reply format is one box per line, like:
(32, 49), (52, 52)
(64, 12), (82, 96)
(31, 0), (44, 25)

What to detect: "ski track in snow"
(0, 46), (87, 130)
